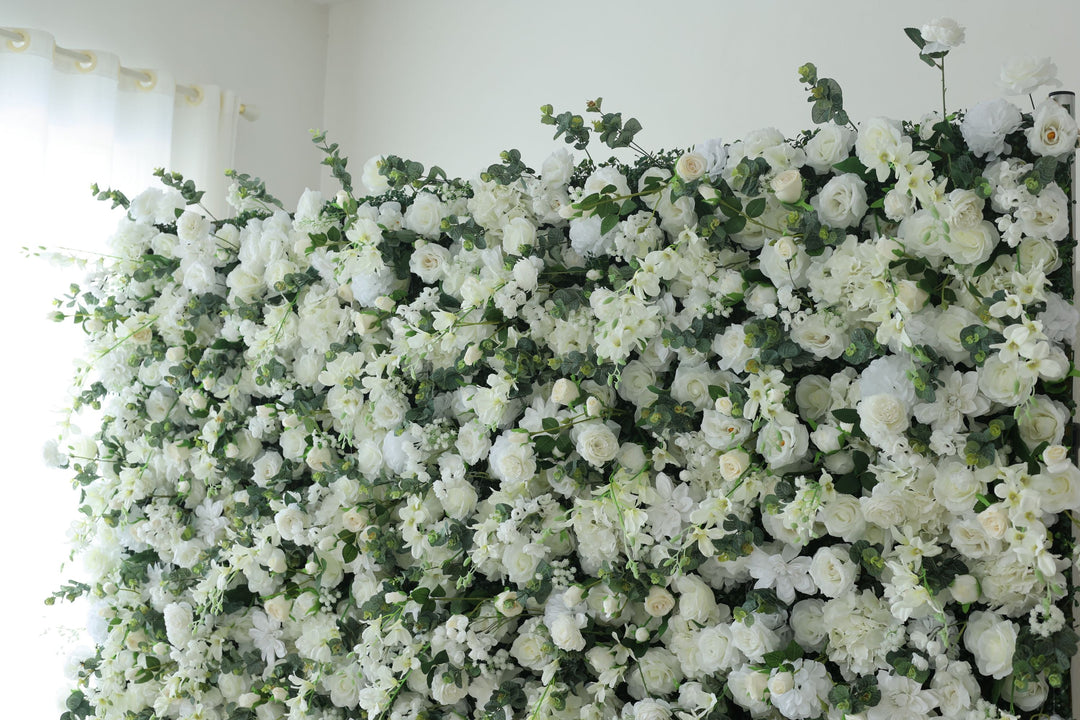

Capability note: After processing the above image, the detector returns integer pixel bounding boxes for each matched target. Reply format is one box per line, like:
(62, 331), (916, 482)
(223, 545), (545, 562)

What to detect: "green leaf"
(904, 27), (926, 49)
(832, 409), (860, 424)
(600, 212), (620, 237)
(745, 197), (767, 218)
(541, 417), (560, 433)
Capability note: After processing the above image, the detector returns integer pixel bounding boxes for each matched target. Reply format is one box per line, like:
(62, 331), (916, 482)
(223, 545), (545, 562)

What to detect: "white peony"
(1000, 56), (1061, 95)
(920, 17), (965, 54)
(961, 99), (1022, 158)
(963, 611), (1017, 679)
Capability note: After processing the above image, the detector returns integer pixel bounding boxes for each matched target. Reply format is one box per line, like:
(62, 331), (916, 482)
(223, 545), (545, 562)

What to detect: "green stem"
(940, 58), (947, 119)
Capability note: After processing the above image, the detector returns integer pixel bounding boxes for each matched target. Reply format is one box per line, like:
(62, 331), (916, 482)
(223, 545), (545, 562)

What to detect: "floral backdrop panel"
(50, 19), (1080, 720)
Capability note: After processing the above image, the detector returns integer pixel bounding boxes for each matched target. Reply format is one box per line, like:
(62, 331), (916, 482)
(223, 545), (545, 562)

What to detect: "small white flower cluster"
(53, 21), (1080, 720)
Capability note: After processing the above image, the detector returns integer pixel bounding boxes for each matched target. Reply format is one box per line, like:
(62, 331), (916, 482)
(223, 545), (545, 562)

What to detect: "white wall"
(324, 0), (1080, 190)
(4, 0), (330, 205)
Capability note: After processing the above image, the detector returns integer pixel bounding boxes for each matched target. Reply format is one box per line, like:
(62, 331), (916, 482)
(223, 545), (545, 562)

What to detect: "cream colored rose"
(1043, 444), (1071, 471)
(977, 504), (1009, 539)
(1032, 465), (1080, 514)
(676, 151), (708, 182)
(822, 494), (867, 542)
(551, 378), (580, 406)
(643, 585), (676, 617)
(770, 169), (803, 203)
(718, 449), (751, 481)
(883, 188), (915, 221)
(964, 611), (1017, 679)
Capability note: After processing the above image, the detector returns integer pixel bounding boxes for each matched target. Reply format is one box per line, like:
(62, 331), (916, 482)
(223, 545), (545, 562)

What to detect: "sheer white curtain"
(0, 28), (239, 716)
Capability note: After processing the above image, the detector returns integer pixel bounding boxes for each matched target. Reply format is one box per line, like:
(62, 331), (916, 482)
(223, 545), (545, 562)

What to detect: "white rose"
(700, 411), (752, 452)
(950, 574), (980, 604)
(502, 216), (537, 255)
(932, 459), (982, 513)
(789, 599), (827, 651)
(1043, 444), (1072, 471)
(963, 611), (1017, 679)
(730, 621), (780, 663)
(961, 99), (1022, 158)
(1027, 99), (1079, 157)
(409, 241), (450, 283)
(712, 325), (755, 373)
(627, 648), (683, 700)
(804, 124), (855, 174)
(759, 235), (810, 288)
(512, 256), (540, 292)
(920, 17), (965, 54)
(790, 313), (846, 359)
(1001, 673), (1049, 712)
(163, 602), (194, 647)
(617, 360), (659, 408)
(767, 670), (794, 698)
(978, 504), (1010, 539)
(431, 668), (470, 705)
(541, 148), (573, 188)
(488, 433), (536, 486)
(361, 155), (389, 194)
(978, 355), (1035, 406)
(727, 666), (770, 715)
(551, 378), (580, 406)
(502, 541), (541, 585)
(756, 419), (809, 470)
(770, 169), (803, 203)
(643, 586), (676, 618)
(671, 362), (718, 411)
(718, 449), (751, 481)
(883, 188), (915, 221)
(794, 375), (832, 421)
(675, 574), (718, 625)
(403, 192), (443, 239)
(676, 151), (708, 182)
(810, 424), (843, 454)
(1032, 465), (1080, 514)
(574, 421), (619, 468)
(495, 590), (523, 617)
(942, 220), (999, 266)
(858, 393), (910, 449)
(436, 476), (478, 520)
(809, 545), (857, 598)
(548, 613), (586, 652)
(936, 305), (983, 364)
(811, 173), (867, 228)
(1018, 236), (1061, 273)
(1000, 56), (1060, 95)
(456, 420), (492, 465)
(1018, 395), (1068, 449)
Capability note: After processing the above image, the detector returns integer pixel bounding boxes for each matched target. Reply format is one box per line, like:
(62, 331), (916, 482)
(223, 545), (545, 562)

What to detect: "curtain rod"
(1, 27), (257, 121)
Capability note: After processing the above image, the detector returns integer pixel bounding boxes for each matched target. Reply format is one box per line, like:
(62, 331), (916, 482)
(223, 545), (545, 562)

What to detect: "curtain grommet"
(184, 84), (204, 106)
(75, 50), (97, 72)
(136, 69), (157, 91)
(5, 28), (30, 52)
